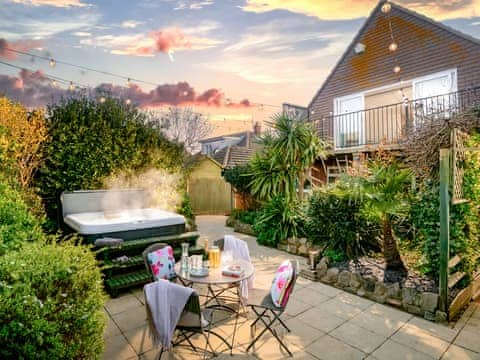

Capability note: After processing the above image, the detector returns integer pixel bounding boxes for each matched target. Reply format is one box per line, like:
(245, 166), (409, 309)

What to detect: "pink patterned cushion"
(270, 260), (294, 307)
(147, 246), (176, 281)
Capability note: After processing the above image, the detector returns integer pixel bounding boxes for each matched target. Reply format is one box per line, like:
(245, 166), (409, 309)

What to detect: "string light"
(69, 81), (75, 91)
(99, 96), (106, 103)
(389, 42), (398, 52)
(125, 98), (131, 105)
(381, 2), (391, 14)
(1, 47), (281, 109)
(393, 65), (401, 74)
(0, 59), (88, 89)
(51, 79), (57, 87)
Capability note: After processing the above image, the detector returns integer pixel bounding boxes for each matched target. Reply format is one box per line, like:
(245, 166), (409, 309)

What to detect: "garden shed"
(188, 155), (232, 215)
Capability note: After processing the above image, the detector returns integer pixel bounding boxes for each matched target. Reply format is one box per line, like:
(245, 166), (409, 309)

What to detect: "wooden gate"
(188, 178), (232, 215)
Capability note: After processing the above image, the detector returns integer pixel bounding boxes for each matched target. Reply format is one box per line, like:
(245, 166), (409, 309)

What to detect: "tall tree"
(363, 160), (411, 272)
(155, 107), (212, 153)
(249, 114), (326, 202)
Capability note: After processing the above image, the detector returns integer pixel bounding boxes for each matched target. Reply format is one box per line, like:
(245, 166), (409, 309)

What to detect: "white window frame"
(412, 68), (458, 124)
(333, 92), (365, 150)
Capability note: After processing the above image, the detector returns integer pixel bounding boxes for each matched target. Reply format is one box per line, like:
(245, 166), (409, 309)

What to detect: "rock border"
(301, 256), (446, 323)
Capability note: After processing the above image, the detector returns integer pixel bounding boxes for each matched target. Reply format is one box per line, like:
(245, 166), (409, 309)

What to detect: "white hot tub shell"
(61, 189), (186, 241)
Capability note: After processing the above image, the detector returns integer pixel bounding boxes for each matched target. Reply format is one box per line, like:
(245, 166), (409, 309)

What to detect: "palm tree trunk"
(298, 171), (305, 201)
(383, 216), (406, 272)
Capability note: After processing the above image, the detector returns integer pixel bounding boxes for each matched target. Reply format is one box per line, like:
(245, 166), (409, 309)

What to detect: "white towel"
(144, 280), (194, 349)
(224, 235), (255, 303)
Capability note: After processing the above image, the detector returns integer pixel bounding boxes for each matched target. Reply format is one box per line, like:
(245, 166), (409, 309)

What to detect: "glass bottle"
(181, 242), (190, 272)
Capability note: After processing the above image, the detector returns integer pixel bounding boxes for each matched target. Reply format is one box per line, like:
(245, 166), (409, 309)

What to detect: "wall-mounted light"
(354, 43), (366, 54)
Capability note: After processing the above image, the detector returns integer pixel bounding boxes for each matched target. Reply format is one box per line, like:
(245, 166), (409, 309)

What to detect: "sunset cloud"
(81, 27), (222, 58)
(0, 70), (252, 109)
(11, 0), (89, 7)
(0, 38), (42, 59)
(242, 0), (480, 20)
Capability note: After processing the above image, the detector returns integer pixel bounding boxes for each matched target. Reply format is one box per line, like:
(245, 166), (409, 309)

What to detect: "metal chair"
(145, 286), (232, 359)
(246, 260), (299, 357)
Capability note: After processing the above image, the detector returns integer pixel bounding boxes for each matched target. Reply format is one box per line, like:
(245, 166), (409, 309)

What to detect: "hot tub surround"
(61, 189), (185, 241)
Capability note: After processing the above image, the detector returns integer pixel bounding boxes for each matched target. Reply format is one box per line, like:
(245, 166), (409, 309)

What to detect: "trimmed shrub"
(253, 196), (304, 247)
(0, 240), (106, 359)
(305, 187), (381, 260)
(38, 96), (185, 226)
(0, 178), (44, 255)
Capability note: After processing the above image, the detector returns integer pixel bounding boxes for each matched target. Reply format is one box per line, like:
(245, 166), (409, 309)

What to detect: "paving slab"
(441, 344), (480, 360)
(102, 215), (480, 360)
(371, 339), (433, 360)
(305, 334), (365, 360)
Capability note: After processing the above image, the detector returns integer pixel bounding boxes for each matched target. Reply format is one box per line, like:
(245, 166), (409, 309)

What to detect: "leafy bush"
(177, 192), (196, 230)
(38, 96), (185, 226)
(222, 164), (254, 195)
(305, 186), (381, 260)
(0, 240), (106, 359)
(412, 152), (480, 281)
(0, 179), (44, 255)
(253, 196), (304, 247)
(0, 97), (47, 188)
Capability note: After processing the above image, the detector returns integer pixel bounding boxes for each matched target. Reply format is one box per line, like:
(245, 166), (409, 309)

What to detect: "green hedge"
(305, 187), (381, 261)
(0, 240), (106, 359)
(0, 179), (44, 255)
(38, 96), (185, 225)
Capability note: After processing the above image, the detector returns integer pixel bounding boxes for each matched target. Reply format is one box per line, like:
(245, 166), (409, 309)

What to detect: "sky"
(1, 0), (480, 135)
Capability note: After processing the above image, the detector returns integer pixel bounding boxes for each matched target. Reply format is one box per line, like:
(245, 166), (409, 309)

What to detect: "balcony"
(318, 86), (480, 151)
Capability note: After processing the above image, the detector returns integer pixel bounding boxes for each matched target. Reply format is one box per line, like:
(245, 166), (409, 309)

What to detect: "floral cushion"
(147, 246), (176, 281)
(270, 260), (294, 307)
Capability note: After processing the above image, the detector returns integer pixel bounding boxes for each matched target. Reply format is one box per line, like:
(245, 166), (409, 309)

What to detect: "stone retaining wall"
(302, 257), (446, 322)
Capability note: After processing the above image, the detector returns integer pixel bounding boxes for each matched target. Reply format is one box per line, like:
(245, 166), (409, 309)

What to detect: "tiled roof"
(211, 144), (261, 168)
(199, 131), (247, 144)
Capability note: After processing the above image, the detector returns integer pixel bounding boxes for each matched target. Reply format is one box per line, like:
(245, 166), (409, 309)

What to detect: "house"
(199, 122), (262, 156)
(304, 0), (480, 184)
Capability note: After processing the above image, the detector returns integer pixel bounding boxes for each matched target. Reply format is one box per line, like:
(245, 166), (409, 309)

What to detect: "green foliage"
(253, 196), (304, 247)
(0, 239), (106, 359)
(0, 178), (45, 255)
(305, 186), (380, 260)
(177, 192), (196, 230)
(412, 133), (480, 280)
(38, 96), (185, 225)
(222, 164), (253, 195)
(229, 209), (259, 225)
(248, 114), (325, 202)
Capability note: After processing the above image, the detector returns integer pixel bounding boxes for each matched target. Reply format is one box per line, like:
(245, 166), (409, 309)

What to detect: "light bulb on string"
(393, 65), (401, 74)
(49, 58), (56, 67)
(125, 98), (131, 105)
(381, 2), (391, 13)
(51, 79), (57, 87)
(389, 42), (398, 52)
(69, 81), (75, 91)
(126, 78), (131, 87)
(99, 96), (106, 103)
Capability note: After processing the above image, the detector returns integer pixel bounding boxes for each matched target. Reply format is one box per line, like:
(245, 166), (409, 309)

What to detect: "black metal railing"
(319, 86), (480, 150)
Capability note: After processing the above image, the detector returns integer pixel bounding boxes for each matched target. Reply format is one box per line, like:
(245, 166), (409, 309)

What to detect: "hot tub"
(61, 189), (186, 242)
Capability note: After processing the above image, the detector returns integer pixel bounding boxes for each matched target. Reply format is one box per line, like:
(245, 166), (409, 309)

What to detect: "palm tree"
(363, 160), (412, 272)
(249, 114), (326, 202)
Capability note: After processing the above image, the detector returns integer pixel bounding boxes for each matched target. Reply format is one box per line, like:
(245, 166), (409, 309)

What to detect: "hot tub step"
(105, 270), (152, 297)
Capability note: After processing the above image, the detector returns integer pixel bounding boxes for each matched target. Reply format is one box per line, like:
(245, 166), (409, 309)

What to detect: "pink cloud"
(0, 38), (42, 60)
(152, 28), (191, 53)
(0, 70), (253, 109)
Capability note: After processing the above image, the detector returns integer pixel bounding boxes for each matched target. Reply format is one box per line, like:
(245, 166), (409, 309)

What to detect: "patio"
(103, 216), (480, 360)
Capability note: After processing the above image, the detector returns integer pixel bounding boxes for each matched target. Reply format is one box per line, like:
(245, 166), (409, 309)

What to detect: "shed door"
(334, 94), (365, 149)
